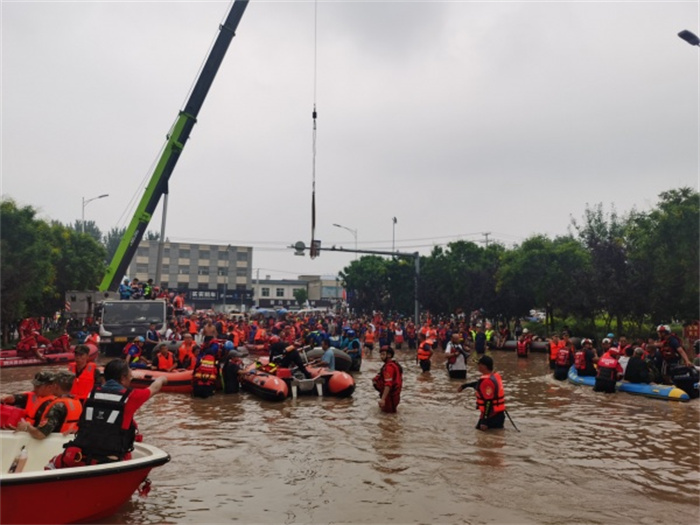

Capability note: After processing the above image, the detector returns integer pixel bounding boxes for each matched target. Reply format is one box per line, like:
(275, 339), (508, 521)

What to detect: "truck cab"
(98, 299), (168, 355)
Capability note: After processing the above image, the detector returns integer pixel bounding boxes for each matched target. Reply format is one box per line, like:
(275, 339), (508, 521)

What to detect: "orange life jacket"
(154, 352), (175, 371)
(39, 396), (82, 433)
(24, 392), (56, 426)
(549, 340), (565, 361)
(69, 362), (98, 401)
(364, 331), (375, 344)
(476, 373), (506, 417)
(417, 342), (432, 361)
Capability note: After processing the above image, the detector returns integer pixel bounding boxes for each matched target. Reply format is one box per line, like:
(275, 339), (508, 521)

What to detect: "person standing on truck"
(118, 279), (132, 300)
(144, 322), (160, 360)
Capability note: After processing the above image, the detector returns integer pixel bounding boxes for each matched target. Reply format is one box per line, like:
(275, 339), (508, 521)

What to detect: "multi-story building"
(253, 275), (343, 309)
(127, 240), (254, 309)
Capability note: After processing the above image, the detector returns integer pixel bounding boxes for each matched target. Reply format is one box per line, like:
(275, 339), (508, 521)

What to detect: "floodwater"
(2, 349), (699, 525)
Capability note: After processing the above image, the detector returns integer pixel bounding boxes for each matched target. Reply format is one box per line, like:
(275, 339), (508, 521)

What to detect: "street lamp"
(332, 223), (358, 260)
(81, 194), (109, 233)
(678, 30), (700, 46)
(392, 217), (397, 254)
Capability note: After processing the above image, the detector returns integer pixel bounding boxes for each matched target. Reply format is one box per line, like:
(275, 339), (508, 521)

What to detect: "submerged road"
(2, 348), (698, 524)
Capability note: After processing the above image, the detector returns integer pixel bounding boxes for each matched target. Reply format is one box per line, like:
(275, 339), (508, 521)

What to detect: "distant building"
(127, 240), (254, 309)
(253, 275), (343, 309)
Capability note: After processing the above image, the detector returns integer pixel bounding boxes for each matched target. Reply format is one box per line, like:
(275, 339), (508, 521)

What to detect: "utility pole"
(482, 232), (491, 247)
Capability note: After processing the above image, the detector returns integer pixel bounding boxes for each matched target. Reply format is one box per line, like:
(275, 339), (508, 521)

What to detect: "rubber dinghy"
(0, 344), (99, 369)
(567, 366), (690, 402)
(240, 358), (355, 401)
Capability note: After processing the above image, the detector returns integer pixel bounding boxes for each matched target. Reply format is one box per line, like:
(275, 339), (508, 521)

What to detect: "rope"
(310, 0), (318, 259)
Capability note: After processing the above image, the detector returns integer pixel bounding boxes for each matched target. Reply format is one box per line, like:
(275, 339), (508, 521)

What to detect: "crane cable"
(310, 0), (319, 259)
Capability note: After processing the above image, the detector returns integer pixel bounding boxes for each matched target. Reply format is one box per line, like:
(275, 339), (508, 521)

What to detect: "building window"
(276, 288), (284, 297)
(163, 248), (170, 257)
(161, 265), (170, 274)
(217, 267), (228, 276)
(136, 264), (149, 274)
(137, 247), (148, 257)
(199, 250), (210, 260)
(261, 287), (270, 297)
(236, 268), (247, 277)
(178, 267), (190, 275)
(237, 252), (248, 261)
(198, 283), (209, 290)
(197, 267), (209, 276)
(219, 250), (229, 260)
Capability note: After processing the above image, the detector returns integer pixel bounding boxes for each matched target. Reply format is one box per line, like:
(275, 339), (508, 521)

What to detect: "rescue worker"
(15, 370), (82, 439)
(220, 342), (242, 394)
(416, 332), (433, 372)
(594, 348), (623, 393)
(124, 336), (149, 369)
(177, 333), (198, 370)
(192, 351), (218, 399)
(574, 338), (598, 376)
(547, 333), (565, 370)
(0, 370), (57, 427)
(151, 344), (176, 372)
(268, 338), (312, 379)
(69, 344), (100, 403)
(363, 325), (376, 356)
(457, 355), (506, 431)
(373, 346), (403, 413)
(553, 340), (575, 381)
(47, 359), (167, 468)
(656, 324), (692, 382)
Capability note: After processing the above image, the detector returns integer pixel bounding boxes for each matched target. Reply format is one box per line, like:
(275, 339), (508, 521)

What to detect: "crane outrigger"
(98, 0), (249, 291)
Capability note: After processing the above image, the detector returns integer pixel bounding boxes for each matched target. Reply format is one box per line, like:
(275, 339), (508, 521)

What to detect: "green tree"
(44, 221), (107, 312)
(340, 256), (390, 314)
(0, 200), (53, 344)
(293, 287), (308, 306)
(626, 187), (699, 323)
(103, 226), (126, 264)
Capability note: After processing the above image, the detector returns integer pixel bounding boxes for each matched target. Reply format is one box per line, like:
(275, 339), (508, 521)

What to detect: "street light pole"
(392, 217), (397, 253)
(223, 244), (231, 311)
(332, 223), (358, 260)
(81, 194), (109, 233)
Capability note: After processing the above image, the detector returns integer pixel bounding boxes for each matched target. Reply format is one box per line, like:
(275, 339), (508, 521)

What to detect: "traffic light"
(310, 240), (321, 258)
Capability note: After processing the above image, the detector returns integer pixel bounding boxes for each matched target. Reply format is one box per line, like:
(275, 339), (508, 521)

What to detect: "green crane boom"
(99, 0), (249, 291)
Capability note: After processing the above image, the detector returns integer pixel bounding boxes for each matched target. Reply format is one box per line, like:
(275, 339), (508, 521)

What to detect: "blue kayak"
(567, 366), (690, 402)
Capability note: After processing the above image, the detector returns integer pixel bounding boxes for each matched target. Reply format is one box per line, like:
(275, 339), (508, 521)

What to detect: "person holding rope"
(457, 355), (506, 431)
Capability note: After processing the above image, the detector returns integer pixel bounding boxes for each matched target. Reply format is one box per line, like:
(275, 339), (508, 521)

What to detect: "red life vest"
(39, 396), (83, 433)
(555, 347), (572, 367)
(659, 334), (681, 361)
(476, 373), (505, 417)
(597, 354), (620, 381)
(373, 360), (402, 393)
(193, 355), (217, 387)
(516, 340), (529, 357)
(574, 350), (587, 371)
(69, 362), (98, 402)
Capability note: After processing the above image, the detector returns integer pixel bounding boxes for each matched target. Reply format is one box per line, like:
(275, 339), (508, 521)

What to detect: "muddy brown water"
(2, 349), (698, 524)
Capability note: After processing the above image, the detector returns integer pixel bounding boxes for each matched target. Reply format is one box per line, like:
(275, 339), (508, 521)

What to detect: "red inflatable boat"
(0, 344), (98, 369)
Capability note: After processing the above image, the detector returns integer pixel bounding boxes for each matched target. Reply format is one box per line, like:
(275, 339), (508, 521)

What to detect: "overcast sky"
(3, 0), (698, 281)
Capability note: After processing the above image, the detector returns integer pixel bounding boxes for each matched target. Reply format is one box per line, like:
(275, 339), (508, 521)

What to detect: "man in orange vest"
(458, 355), (506, 431)
(15, 370), (82, 439)
(69, 344), (100, 403)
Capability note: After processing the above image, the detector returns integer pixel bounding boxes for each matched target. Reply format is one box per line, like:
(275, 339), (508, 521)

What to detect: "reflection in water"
(1, 349), (698, 524)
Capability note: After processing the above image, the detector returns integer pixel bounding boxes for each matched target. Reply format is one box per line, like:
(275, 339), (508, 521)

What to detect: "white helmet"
(656, 324), (670, 333)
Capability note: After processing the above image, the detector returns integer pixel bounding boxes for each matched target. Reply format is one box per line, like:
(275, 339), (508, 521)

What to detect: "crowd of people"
(2, 302), (698, 473)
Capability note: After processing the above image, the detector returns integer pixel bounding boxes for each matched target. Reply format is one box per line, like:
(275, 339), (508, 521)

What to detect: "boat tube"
(567, 366), (690, 402)
(0, 344), (98, 369)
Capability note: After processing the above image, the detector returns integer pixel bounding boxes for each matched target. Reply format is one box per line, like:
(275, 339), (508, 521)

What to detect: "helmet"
(135, 336), (145, 342)
(656, 324), (670, 333)
(582, 338), (592, 345)
(346, 329), (356, 338)
(224, 341), (234, 350)
(522, 328), (529, 334)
